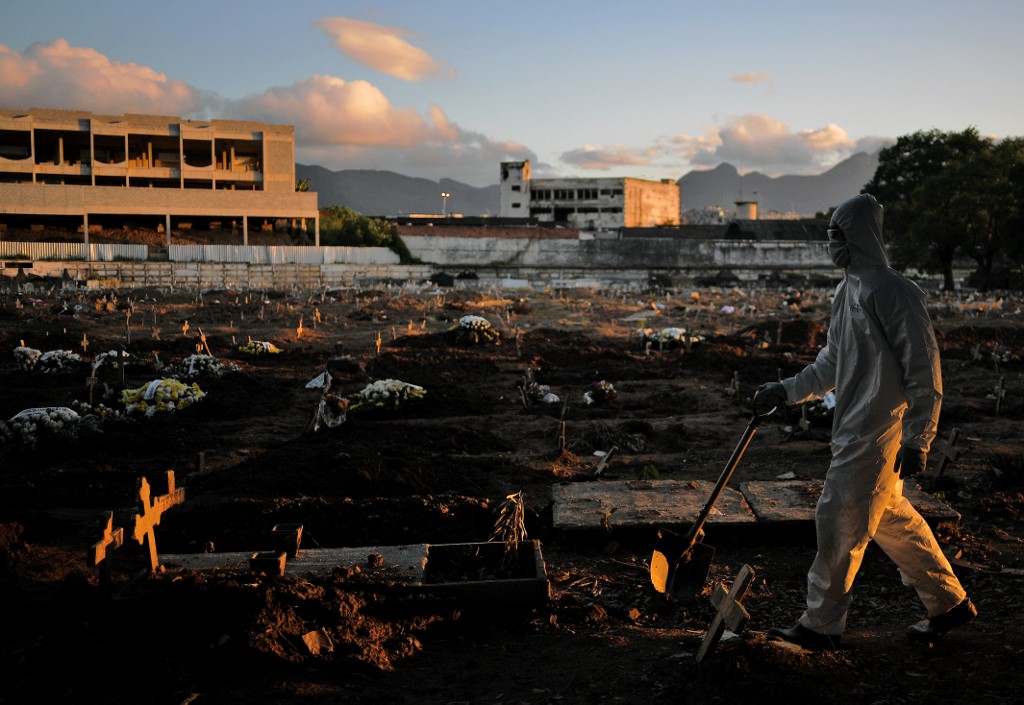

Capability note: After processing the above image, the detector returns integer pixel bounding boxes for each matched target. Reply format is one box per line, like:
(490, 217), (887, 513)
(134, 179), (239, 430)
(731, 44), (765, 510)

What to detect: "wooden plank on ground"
(740, 480), (961, 525)
(551, 479), (756, 531)
(160, 545), (429, 581)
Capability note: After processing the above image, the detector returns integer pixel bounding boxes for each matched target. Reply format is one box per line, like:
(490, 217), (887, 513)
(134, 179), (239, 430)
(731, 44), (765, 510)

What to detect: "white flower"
(349, 379), (426, 411)
(4, 407), (81, 450)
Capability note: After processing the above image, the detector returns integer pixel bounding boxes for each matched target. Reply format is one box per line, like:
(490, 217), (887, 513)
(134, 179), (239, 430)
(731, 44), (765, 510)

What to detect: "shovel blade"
(650, 528), (715, 598)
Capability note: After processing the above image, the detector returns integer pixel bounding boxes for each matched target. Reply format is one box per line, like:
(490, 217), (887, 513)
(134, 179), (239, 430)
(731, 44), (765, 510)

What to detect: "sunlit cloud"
(0, 39), (201, 114)
(731, 71), (773, 84)
(228, 75), (432, 147)
(314, 17), (449, 81)
(668, 114), (861, 175)
(559, 144), (657, 170)
(226, 75), (532, 184)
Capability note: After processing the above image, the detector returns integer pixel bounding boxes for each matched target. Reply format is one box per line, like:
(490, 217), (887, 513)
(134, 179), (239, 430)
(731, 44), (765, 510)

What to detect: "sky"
(1, 0), (1022, 188)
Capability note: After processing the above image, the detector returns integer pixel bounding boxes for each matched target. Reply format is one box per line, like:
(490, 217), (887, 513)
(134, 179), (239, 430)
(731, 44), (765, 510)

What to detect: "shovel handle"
(684, 406), (769, 543)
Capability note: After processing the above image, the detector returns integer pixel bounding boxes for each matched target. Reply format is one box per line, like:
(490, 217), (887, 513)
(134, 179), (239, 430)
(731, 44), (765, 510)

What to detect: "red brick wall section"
(396, 225), (579, 239)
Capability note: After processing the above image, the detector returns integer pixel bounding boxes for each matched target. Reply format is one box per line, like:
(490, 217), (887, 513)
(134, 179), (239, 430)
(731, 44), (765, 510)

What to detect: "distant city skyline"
(2, 0), (1022, 187)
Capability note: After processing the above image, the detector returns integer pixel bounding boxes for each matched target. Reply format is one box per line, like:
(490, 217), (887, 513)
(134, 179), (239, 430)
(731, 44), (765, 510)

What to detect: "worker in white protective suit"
(757, 193), (976, 650)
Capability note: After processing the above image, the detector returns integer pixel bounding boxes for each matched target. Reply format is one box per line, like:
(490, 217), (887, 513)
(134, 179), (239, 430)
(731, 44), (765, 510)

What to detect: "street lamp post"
(441, 191), (451, 217)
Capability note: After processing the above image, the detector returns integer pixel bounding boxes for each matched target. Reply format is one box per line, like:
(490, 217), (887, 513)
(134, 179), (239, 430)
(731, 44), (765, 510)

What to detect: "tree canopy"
(319, 206), (416, 263)
(865, 128), (1024, 290)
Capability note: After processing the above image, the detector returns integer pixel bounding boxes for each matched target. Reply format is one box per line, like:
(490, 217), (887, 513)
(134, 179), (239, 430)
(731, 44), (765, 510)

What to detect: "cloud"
(731, 71), (773, 85)
(559, 144), (657, 170)
(228, 75), (433, 147)
(225, 75), (532, 185)
(668, 114), (860, 175)
(0, 39), (202, 115)
(314, 17), (448, 81)
(854, 135), (896, 155)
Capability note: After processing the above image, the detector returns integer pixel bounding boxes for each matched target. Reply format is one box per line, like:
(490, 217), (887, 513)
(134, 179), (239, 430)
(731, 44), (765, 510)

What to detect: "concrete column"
(83, 213), (90, 261)
(166, 215), (172, 250)
(314, 216), (320, 247)
(89, 125), (96, 186)
(243, 215), (248, 246)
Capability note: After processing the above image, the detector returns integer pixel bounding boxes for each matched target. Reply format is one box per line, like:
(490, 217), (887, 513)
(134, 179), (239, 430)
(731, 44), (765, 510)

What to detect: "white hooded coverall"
(780, 193), (967, 635)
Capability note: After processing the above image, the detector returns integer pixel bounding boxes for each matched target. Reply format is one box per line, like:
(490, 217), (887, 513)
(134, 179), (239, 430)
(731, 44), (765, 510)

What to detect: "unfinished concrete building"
(0, 108), (319, 244)
(498, 160), (679, 231)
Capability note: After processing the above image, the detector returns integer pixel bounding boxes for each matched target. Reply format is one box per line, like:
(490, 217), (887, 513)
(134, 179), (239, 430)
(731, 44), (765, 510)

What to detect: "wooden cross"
(182, 320), (190, 336)
(197, 327), (212, 356)
(81, 332), (89, 353)
(89, 511), (124, 586)
(696, 564), (756, 663)
(727, 371), (740, 398)
(995, 376), (1006, 416)
(86, 370), (98, 406)
(933, 427), (964, 480)
(131, 471), (186, 573)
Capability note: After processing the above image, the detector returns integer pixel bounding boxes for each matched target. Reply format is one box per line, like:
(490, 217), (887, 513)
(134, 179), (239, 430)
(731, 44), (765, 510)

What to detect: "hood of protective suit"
(829, 193), (888, 269)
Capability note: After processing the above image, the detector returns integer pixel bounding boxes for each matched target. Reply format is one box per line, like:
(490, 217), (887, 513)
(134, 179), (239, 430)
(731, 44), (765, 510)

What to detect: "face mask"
(828, 226), (851, 268)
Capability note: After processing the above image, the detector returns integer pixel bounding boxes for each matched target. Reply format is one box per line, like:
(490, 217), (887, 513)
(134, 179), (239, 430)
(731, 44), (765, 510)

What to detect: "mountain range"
(296, 151), (880, 219)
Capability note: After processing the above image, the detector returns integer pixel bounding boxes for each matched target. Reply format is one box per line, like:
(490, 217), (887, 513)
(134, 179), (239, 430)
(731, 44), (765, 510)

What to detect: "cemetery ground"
(1, 278), (1023, 705)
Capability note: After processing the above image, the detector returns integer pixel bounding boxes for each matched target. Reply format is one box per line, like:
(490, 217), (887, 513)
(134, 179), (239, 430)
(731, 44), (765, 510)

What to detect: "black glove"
(893, 446), (927, 479)
(756, 382), (787, 410)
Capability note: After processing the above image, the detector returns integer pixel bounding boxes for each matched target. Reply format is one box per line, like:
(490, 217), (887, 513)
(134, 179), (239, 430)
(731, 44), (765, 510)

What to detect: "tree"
(865, 128), (1024, 291)
(295, 179), (310, 192)
(865, 128), (990, 290)
(318, 206), (417, 263)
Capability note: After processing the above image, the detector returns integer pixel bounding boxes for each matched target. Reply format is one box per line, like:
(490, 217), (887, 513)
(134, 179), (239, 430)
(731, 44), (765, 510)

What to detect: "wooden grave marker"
(89, 510), (124, 586)
(933, 427), (964, 480)
(132, 471), (186, 573)
(696, 564), (756, 663)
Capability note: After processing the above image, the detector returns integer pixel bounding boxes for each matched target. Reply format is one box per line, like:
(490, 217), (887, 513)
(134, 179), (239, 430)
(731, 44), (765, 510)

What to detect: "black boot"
(907, 598), (977, 645)
(769, 622), (841, 651)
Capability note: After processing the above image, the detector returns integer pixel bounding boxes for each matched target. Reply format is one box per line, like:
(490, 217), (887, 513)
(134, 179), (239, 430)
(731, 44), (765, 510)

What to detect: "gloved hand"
(756, 382), (788, 410)
(893, 446), (928, 479)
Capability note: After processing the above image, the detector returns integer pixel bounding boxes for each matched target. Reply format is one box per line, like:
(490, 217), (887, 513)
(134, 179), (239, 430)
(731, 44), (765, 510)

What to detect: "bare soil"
(1, 275), (1022, 705)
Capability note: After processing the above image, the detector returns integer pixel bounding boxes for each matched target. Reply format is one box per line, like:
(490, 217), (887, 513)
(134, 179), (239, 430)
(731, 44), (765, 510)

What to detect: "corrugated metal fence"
(168, 245), (400, 265)
(0, 242), (400, 264)
(0, 241), (148, 261)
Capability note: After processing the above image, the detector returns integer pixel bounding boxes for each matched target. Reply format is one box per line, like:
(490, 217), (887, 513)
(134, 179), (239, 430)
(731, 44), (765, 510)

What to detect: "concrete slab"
(551, 479), (757, 531)
(740, 480), (961, 525)
(551, 479), (961, 531)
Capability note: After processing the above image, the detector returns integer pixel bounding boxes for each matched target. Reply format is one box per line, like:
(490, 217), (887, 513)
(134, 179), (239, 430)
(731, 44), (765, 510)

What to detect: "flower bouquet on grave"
(524, 382), (560, 405)
(449, 315), (501, 345)
(583, 380), (618, 405)
(70, 399), (131, 424)
(636, 326), (705, 350)
(238, 340), (283, 355)
(121, 378), (207, 417)
(13, 346), (41, 371)
(92, 349), (141, 371)
(14, 347), (85, 374)
(169, 353), (238, 379)
(347, 379), (426, 412)
(2, 406), (82, 451)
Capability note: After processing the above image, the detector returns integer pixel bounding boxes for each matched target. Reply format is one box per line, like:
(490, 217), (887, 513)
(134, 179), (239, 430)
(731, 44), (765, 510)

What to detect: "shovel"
(650, 396), (778, 598)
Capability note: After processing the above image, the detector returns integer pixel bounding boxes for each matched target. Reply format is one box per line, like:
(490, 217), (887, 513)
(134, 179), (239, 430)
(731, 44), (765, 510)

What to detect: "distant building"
(498, 160), (679, 231)
(0, 108), (319, 244)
